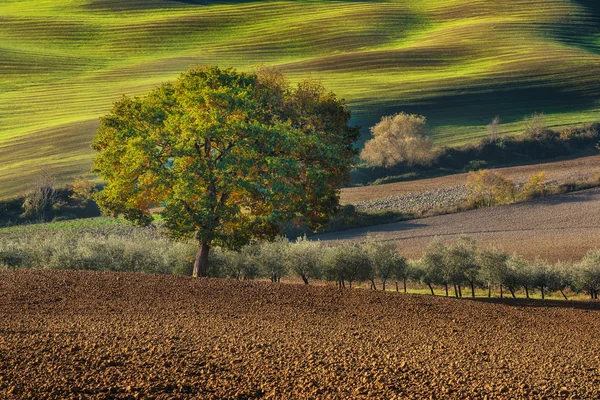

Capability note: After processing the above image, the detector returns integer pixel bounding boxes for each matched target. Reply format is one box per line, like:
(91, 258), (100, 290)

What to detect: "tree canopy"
(361, 112), (433, 168)
(92, 66), (359, 277)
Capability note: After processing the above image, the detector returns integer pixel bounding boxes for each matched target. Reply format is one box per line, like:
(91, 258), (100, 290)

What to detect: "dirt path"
(1, 270), (599, 399)
(321, 187), (600, 261)
(341, 154), (600, 204)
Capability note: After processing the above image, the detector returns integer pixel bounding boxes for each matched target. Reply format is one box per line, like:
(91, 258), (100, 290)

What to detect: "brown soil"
(320, 187), (600, 262)
(1, 270), (600, 399)
(341, 154), (600, 204)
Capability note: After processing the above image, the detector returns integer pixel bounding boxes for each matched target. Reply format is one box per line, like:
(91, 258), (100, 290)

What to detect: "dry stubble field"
(328, 186), (600, 262)
(1, 270), (599, 399)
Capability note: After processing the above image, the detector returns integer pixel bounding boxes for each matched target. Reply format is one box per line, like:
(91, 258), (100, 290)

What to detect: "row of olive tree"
(208, 236), (600, 300)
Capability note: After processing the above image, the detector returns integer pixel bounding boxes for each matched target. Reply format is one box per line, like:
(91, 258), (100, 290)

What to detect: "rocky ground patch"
(1, 270), (599, 399)
(354, 186), (467, 213)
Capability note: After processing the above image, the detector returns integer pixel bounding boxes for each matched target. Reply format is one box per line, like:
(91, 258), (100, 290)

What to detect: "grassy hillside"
(2, 0), (600, 199)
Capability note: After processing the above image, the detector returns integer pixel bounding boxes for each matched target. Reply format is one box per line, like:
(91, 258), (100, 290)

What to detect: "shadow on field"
(463, 297), (600, 311)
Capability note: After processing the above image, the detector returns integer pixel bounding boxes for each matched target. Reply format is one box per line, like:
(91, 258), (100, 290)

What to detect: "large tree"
(93, 66), (359, 277)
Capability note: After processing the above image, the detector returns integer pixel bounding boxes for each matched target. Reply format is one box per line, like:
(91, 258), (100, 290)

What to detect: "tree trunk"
(302, 275), (309, 285)
(403, 277), (407, 293)
(509, 287), (516, 299)
(445, 283), (449, 297)
(525, 286), (530, 299)
(470, 281), (475, 298)
(458, 285), (462, 298)
(395, 281), (399, 292)
(540, 288), (545, 300)
(371, 280), (376, 290)
(500, 284), (503, 299)
(560, 289), (568, 301)
(453, 284), (459, 298)
(382, 280), (386, 291)
(192, 240), (210, 278)
(488, 284), (491, 298)
(427, 283), (435, 296)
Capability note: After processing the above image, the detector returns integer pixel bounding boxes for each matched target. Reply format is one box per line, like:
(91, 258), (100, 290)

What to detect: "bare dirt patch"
(321, 187), (600, 262)
(1, 270), (599, 399)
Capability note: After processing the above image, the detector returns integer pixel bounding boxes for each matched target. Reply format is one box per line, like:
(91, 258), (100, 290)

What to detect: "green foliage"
(93, 66), (359, 276)
(575, 249), (600, 298)
(323, 243), (371, 288)
(285, 236), (323, 284)
(420, 239), (447, 289)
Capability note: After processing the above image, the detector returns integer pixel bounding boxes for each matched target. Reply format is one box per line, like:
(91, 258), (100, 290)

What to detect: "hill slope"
(2, 0), (600, 198)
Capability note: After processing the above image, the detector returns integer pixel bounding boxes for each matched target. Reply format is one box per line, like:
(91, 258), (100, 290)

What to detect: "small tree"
(258, 238), (289, 283)
(487, 115), (500, 142)
(365, 238), (399, 291)
(393, 256), (410, 293)
(530, 259), (555, 300)
(446, 236), (479, 298)
(93, 66), (359, 277)
(22, 172), (59, 222)
(550, 261), (573, 301)
(508, 255), (532, 298)
(478, 248), (509, 298)
(524, 112), (554, 140)
(323, 243), (371, 289)
(361, 112), (433, 168)
(576, 249), (600, 299)
(285, 237), (323, 285)
(420, 239), (447, 296)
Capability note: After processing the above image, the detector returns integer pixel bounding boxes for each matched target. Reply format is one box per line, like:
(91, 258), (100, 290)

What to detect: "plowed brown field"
(323, 187), (600, 262)
(342, 155), (600, 204)
(1, 270), (599, 399)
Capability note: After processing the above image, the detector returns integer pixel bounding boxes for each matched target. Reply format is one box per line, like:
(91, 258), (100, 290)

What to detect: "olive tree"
(478, 248), (509, 298)
(420, 239), (447, 296)
(258, 238), (289, 283)
(364, 238), (400, 291)
(285, 236), (323, 285)
(445, 236), (479, 298)
(324, 243), (371, 289)
(576, 249), (600, 299)
(93, 66), (359, 277)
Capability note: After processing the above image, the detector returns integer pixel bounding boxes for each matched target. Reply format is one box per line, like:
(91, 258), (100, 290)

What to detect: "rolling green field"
(2, 0), (600, 199)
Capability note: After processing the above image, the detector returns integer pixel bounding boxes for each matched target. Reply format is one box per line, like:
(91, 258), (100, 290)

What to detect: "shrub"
(22, 173), (59, 222)
(524, 112), (556, 140)
(487, 116), (500, 142)
(466, 170), (516, 208)
(465, 160), (487, 172)
(521, 172), (546, 201)
(361, 112), (433, 168)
